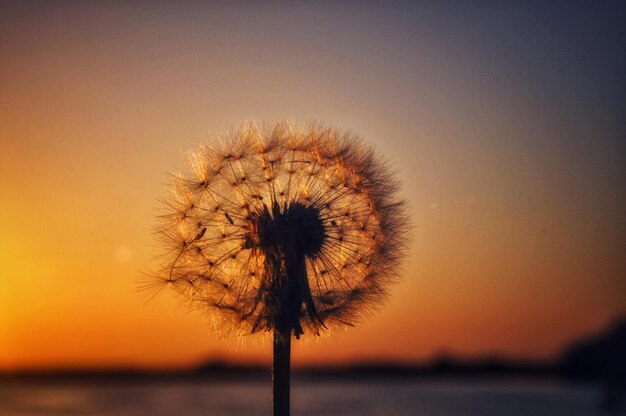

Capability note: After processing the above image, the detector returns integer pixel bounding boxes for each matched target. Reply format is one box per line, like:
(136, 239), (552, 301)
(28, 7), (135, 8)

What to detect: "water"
(0, 379), (609, 415)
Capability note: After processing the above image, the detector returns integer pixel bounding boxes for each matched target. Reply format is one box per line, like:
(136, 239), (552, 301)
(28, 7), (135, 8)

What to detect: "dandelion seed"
(151, 121), (409, 416)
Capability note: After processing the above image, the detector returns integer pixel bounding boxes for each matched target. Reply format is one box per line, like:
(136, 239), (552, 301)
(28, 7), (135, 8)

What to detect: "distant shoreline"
(2, 316), (623, 385)
(0, 358), (581, 384)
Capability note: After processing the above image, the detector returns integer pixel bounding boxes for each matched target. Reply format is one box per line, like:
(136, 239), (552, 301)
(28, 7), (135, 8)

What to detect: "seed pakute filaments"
(150, 122), (408, 341)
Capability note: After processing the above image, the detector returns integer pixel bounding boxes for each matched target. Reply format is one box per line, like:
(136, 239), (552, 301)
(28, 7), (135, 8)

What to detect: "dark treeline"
(2, 317), (624, 384)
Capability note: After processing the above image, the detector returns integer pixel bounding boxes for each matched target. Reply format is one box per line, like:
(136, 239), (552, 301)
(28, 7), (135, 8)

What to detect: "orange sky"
(1, 2), (624, 370)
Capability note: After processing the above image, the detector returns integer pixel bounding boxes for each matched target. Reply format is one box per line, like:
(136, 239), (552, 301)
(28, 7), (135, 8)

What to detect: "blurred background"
(1, 1), (624, 415)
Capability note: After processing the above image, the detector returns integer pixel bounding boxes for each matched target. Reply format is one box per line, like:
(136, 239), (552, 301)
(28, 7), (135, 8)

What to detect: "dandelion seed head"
(154, 121), (409, 339)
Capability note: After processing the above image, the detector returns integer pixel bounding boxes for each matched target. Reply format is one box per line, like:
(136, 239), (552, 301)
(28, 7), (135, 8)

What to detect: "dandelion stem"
(153, 122), (408, 415)
(273, 331), (291, 416)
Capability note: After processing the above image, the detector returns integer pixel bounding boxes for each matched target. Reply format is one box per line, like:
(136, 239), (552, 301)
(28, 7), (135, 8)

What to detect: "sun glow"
(1, 1), (623, 371)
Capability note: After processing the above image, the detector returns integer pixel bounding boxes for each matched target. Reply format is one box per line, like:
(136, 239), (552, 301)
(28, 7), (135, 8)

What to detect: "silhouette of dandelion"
(150, 121), (408, 415)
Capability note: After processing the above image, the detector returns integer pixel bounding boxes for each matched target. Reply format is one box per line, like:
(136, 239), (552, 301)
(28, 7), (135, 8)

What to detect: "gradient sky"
(1, 1), (625, 370)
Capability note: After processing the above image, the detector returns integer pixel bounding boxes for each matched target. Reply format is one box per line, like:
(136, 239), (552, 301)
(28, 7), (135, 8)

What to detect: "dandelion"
(151, 121), (408, 416)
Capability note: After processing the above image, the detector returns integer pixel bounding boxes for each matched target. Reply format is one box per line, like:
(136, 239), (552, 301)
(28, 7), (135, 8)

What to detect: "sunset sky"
(1, 1), (624, 370)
